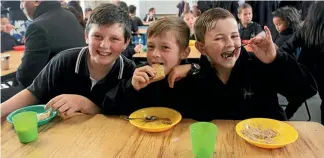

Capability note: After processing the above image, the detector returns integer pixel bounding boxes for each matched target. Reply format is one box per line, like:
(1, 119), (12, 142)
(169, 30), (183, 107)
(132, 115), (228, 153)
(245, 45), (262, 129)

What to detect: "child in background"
(238, 3), (264, 40)
(84, 8), (92, 21)
(1, 4), (136, 120)
(181, 10), (196, 40)
(143, 8), (158, 23)
(272, 6), (301, 50)
(0, 15), (21, 53)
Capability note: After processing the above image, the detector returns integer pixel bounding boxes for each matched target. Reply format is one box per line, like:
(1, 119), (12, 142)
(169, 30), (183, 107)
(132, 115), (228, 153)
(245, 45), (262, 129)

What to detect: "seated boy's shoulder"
(50, 46), (86, 66)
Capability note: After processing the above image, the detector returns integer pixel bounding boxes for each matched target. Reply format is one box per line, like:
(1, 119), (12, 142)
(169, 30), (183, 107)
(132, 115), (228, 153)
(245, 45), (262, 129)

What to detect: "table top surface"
(1, 50), (24, 76)
(2, 114), (324, 158)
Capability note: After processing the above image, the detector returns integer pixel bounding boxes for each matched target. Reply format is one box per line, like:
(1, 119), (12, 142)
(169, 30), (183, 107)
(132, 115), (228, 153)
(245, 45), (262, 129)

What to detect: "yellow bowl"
(236, 118), (298, 149)
(129, 107), (182, 132)
(189, 40), (196, 46)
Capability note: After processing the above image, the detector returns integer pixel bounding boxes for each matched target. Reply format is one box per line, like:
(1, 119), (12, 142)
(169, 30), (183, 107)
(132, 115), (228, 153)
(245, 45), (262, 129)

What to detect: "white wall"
(139, 1), (179, 19)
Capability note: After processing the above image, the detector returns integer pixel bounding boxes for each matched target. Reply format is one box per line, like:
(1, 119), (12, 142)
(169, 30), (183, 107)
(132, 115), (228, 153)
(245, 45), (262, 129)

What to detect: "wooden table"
(2, 114), (324, 158)
(1, 50), (24, 76)
(133, 46), (201, 59)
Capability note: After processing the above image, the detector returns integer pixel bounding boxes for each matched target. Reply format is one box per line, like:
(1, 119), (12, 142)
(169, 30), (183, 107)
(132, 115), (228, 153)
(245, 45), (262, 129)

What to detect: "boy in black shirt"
(170, 8), (317, 121)
(117, 17), (195, 117)
(238, 3), (264, 40)
(1, 4), (135, 119)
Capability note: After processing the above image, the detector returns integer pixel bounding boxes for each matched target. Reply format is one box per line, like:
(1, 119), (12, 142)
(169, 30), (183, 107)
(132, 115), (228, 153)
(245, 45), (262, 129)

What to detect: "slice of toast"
(151, 64), (165, 82)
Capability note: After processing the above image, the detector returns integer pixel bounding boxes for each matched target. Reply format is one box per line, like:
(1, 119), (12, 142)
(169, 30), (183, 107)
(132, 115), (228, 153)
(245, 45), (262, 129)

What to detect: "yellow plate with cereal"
(129, 107), (182, 132)
(236, 118), (298, 149)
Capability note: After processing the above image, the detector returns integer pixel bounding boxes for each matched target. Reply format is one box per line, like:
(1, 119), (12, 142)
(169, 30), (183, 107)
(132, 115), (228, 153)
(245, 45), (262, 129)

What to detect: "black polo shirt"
(238, 21), (263, 40)
(27, 47), (136, 114)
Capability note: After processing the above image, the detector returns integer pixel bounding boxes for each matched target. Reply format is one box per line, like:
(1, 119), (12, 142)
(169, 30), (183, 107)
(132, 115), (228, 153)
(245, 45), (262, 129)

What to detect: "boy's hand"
(45, 94), (100, 116)
(168, 64), (191, 88)
(248, 26), (277, 64)
(132, 66), (156, 91)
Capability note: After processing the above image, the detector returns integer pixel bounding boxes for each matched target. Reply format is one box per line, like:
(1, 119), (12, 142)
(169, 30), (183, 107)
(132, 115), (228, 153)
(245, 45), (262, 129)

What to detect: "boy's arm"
(1, 89), (38, 121)
(268, 50), (317, 102)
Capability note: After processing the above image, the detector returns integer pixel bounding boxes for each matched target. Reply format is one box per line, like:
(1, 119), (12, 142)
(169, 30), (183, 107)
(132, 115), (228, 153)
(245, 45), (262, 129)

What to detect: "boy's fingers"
(133, 76), (147, 84)
(168, 72), (176, 88)
(139, 66), (156, 77)
(137, 71), (151, 82)
(264, 26), (272, 40)
(46, 95), (63, 110)
(58, 103), (69, 114)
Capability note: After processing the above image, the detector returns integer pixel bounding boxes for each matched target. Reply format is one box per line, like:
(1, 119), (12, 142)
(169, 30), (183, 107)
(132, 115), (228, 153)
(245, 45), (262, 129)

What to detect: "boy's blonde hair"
(147, 17), (190, 50)
(238, 3), (252, 14)
(194, 8), (234, 43)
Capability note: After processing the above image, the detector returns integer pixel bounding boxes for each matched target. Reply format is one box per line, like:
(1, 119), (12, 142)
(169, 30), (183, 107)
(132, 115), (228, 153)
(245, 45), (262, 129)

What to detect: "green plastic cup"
(12, 111), (38, 143)
(190, 122), (218, 158)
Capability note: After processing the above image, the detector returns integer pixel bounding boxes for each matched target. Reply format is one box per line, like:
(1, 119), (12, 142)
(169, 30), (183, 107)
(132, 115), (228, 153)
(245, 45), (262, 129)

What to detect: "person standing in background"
(177, 0), (190, 17)
(1, 1), (86, 102)
(279, 2), (324, 124)
(129, 5), (143, 27)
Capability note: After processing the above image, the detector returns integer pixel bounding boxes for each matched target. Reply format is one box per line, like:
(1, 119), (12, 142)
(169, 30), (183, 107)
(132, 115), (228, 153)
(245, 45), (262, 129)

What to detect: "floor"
(279, 94), (322, 123)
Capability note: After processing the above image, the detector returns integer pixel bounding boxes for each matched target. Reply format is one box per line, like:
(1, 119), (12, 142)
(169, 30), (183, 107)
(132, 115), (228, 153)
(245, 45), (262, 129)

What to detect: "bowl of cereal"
(236, 118), (298, 149)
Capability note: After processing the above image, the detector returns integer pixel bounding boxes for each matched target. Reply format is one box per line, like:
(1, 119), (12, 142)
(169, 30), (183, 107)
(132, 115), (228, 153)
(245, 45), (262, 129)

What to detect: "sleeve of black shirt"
(137, 17), (144, 26)
(26, 53), (64, 103)
(279, 32), (301, 59)
(16, 23), (51, 88)
(268, 50), (317, 105)
(255, 23), (263, 35)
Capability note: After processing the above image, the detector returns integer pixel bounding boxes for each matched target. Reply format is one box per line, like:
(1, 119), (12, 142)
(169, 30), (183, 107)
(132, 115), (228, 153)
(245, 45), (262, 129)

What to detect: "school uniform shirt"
(0, 32), (21, 53)
(279, 30), (324, 122)
(143, 14), (158, 22)
(273, 28), (294, 48)
(114, 61), (195, 117)
(16, 1), (86, 88)
(188, 48), (317, 121)
(238, 21), (263, 40)
(27, 47), (136, 114)
(130, 15), (144, 27)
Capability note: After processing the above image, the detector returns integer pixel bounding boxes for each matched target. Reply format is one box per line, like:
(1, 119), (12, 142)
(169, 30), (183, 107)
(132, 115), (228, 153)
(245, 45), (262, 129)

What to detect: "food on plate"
(241, 124), (278, 144)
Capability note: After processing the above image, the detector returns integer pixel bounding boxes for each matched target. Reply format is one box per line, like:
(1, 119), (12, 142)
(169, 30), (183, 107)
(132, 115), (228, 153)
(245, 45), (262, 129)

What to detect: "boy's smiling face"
(85, 23), (128, 66)
(196, 18), (241, 69)
(146, 31), (189, 76)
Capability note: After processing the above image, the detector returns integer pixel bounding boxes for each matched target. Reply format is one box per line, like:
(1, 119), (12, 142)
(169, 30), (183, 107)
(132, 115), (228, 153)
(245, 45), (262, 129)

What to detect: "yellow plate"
(129, 107), (182, 132)
(189, 40), (196, 46)
(236, 118), (298, 149)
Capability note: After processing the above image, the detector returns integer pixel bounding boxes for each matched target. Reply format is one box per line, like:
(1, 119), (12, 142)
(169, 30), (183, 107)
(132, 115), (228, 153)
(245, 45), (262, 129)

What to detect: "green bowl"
(7, 104), (57, 126)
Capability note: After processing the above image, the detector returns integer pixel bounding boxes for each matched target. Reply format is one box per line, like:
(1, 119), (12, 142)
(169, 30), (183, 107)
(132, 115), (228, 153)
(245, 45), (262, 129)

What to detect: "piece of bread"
(151, 64), (165, 82)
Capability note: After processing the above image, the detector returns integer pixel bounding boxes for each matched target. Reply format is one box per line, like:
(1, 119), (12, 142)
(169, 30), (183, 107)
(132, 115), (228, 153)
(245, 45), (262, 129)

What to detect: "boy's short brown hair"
(238, 3), (252, 14)
(147, 17), (190, 50)
(194, 8), (235, 43)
